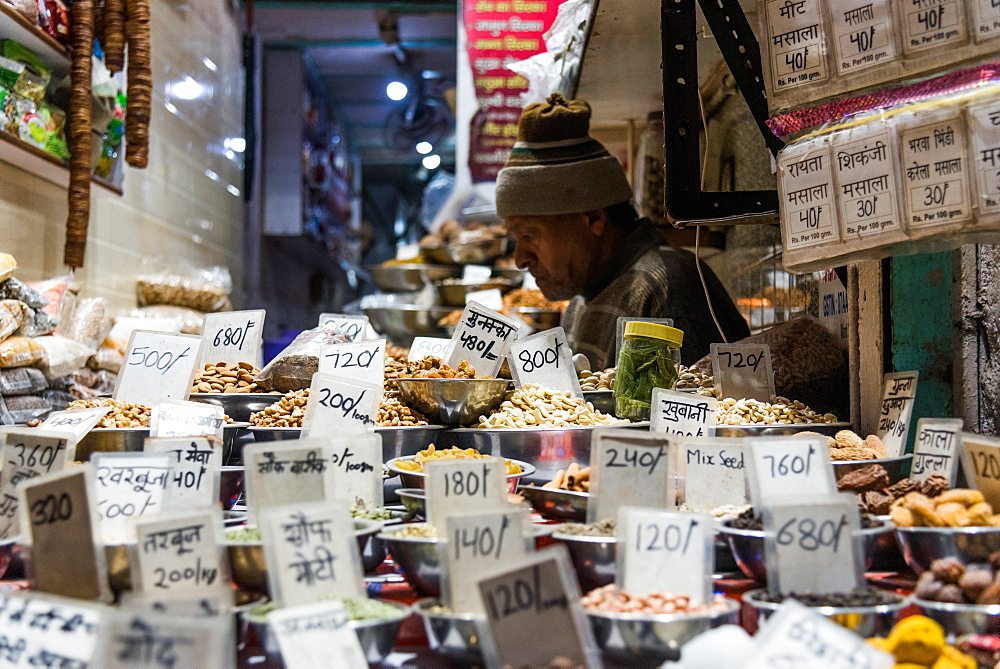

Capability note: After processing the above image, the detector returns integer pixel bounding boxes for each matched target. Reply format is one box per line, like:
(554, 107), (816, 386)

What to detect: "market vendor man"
(495, 93), (750, 369)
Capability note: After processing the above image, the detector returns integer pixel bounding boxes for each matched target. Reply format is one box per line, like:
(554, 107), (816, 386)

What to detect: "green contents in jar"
(614, 322), (683, 421)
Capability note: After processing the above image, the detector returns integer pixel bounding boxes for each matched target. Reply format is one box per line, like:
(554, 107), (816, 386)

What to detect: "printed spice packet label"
(898, 110), (971, 228)
(901, 0), (967, 54)
(969, 99), (1000, 215)
(830, 0), (896, 75)
(832, 122), (902, 240)
(778, 137), (839, 249)
(765, 0), (829, 91)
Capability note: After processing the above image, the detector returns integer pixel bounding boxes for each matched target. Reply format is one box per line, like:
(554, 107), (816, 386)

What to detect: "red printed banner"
(464, 0), (563, 182)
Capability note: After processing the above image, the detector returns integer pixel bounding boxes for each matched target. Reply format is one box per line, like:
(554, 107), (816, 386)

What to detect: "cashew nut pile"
(715, 396), (838, 425)
(377, 395), (428, 427)
(477, 384), (627, 428)
(250, 389), (309, 427)
(578, 368), (615, 391)
(66, 398), (151, 428)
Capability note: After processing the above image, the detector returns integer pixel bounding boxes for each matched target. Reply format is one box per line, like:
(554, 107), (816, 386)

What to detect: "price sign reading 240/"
(588, 431), (672, 523)
(201, 310), (265, 366)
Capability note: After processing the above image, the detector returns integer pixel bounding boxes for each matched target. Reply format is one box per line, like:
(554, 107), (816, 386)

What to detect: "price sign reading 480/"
(200, 310), (265, 366)
(444, 301), (520, 377)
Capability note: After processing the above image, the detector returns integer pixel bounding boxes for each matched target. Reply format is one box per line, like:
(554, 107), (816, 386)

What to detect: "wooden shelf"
(0, 130), (123, 196)
(0, 3), (71, 78)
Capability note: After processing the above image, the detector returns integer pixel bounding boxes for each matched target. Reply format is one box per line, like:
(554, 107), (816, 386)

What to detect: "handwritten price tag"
(244, 438), (339, 521)
(37, 406), (112, 445)
(762, 493), (863, 597)
(270, 600), (368, 669)
(327, 433), (383, 508)
(0, 591), (106, 667)
(0, 428), (72, 539)
(302, 374), (380, 437)
(679, 437), (747, 511)
(114, 330), (203, 406)
(746, 435), (836, 507)
(200, 310), (265, 366)
(319, 339), (386, 387)
(711, 343), (775, 402)
(961, 433), (1000, 511)
(261, 500), (365, 606)
(463, 265), (493, 283)
(444, 301), (520, 377)
(425, 458), (509, 526)
(18, 465), (112, 601)
(877, 371), (919, 457)
(912, 418), (963, 484)
(151, 400), (225, 440)
(144, 436), (222, 510)
(318, 314), (369, 342)
(508, 327), (581, 397)
(92, 453), (172, 543)
(588, 430), (672, 523)
(618, 507), (712, 602)
(466, 288), (503, 311)
(650, 388), (717, 438)
(92, 608), (230, 669)
(408, 336), (451, 361)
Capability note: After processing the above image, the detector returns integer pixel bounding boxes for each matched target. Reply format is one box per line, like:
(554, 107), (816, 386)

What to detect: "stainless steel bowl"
(369, 264), (461, 292)
(385, 456), (535, 494)
(743, 589), (909, 637)
(376, 425), (448, 460)
(551, 532), (617, 593)
(832, 455), (912, 484)
(895, 525), (1000, 574)
(509, 307), (561, 330)
(414, 598), (485, 665)
(587, 598), (740, 665)
(220, 465), (244, 511)
(518, 486), (588, 522)
(435, 280), (516, 307)
(584, 390), (615, 415)
(713, 422), (853, 438)
(719, 521), (894, 582)
(394, 378), (510, 426)
(188, 393), (282, 423)
(914, 598), (1000, 638)
(377, 531), (441, 597)
(397, 488), (426, 520)
(76, 423), (249, 462)
(493, 268), (526, 284)
(423, 238), (507, 265)
(363, 306), (456, 345)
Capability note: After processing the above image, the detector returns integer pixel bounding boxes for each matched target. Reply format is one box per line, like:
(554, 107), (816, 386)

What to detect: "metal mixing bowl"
(509, 307), (561, 330)
(385, 456), (535, 494)
(188, 393), (282, 423)
(368, 264), (461, 292)
(435, 280), (516, 307)
(518, 486), (588, 522)
(248, 425), (446, 462)
(493, 268), (526, 283)
(397, 488), (426, 519)
(743, 589), (909, 637)
(832, 455), (912, 484)
(76, 423), (249, 462)
(713, 422), (852, 438)
(551, 532), (617, 593)
(914, 598), (1000, 638)
(423, 238), (507, 265)
(584, 390), (615, 415)
(363, 306), (455, 345)
(394, 378), (510, 426)
(895, 525), (1000, 574)
(413, 598), (485, 665)
(377, 531), (441, 596)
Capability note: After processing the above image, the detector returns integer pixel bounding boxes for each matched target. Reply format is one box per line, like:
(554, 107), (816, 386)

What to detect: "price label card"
(92, 453), (172, 543)
(830, 0), (896, 75)
(710, 343), (775, 402)
(650, 388), (717, 438)
(973, 0), (1000, 42)
(466, 288), (503, 311)
(319, 339), (386, 387)
(261, 501), (365, 606)
(18, 465), (112, 602)
(509, 327), (581, 397)
(37, 406), (113, 444)
(901, 0), (966, 55)
(244, 439), (339, 520)
(744, 599), (894, 669)
(778, 137), (840, 250)
(912, 418), (964, 484)
(200, 309), (265, 366)
(618, 507), (713, 602)
(444, 301), (520, 377)
(270, 599), (368, 669)
(746, 435), (836, 507)
(677, 437), (748, 511)
(762, 493), (863, 597)
(898, 110), (972, 229)
(92, 608), (230, 669)
(476, 546), (599, 669)
(408, 336), (451, 361)
(588, 430), (671, 523)
(150, 400), (225, 440)
(131, 510), (230, 604)
(425, 458), (509, 526)
(877, 371), (919, 457)
(832, 121), (904, 242)
(969, 99), (1000, 215)
(144, 436), (222, 510)
(961, 433), (1000, 510)
(327, 433), (383, 508)
(463, 265), (494, 283)
(301, 374), (380, 437)
(0, 428), (73, 539)
(318, 314), (369, 342)
(114, 330), (203, 406)
(763, 0), (829, 92)
(0, 591), (106, 667)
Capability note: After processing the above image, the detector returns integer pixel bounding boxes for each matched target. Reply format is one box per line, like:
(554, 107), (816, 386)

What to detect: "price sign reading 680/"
(201, 310), (265, 366)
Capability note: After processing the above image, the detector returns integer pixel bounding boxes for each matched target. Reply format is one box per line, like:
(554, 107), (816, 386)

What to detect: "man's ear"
(585, 209), (608, 236)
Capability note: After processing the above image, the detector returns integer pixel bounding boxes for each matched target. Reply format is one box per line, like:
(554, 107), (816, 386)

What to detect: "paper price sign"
(912, 418), (964, 485)
(618, 507), (713, 602)
(746, 435), (836, 507)
(442, 508), (530, 615)
(444, 301), (520, 377)
(476, 546), (599, 669)
(132, 510), (230, 604)
(588, 430), (671, 523)
(151, 400), (225, 440)
(92, 453), (172, 543)
(463, 264), (493, 283)
(425, 457), (509, 526)
(319, 339), (386, 387)
(200, 309), (265, 366)
(144, 436), (222, 510)
(509, 327), (581, 397)
(318, 313), (369, 341)
(114, 330), (203, 406)
(466, 288), (503, 311)
(678, 437), (747, 511)
(302, 373), (380, 437)
(0, 591), (106, 668)
(261, 501), (365, 606)
(960, 433), (1000, 511)
(763, 494), (863, 597)
(92, 608), (230, 669)
(710, 343), (775, 402)
(18, 465), (112, 602)
(244, 439), (339, 521)
(37, 406), (112, 444)
(327, 433), (383, 508)
(0, 428), (72, 539)
(408, 336), (450, 361)
(877, 371), (919, 457)
(650, 388), (717, 438)
(270, 600), (368, 669)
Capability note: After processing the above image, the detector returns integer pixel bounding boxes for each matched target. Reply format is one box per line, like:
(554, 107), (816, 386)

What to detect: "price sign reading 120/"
(961, 433), (1000, 511)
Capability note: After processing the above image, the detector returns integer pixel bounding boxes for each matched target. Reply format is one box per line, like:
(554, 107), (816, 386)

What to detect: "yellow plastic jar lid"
(623, 321), (684, 348)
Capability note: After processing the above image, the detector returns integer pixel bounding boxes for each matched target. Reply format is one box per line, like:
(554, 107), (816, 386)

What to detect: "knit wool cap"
(495, 93), (633, 218)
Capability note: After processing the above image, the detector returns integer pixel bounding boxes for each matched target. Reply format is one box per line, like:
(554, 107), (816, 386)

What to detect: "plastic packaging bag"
(16, 307), (57, 337)
(0, 367), (46, 395)
(136, 257), (232, 312)
(27, 276), (70, 318)
(87, 345), (124, 374)
(0, 277), (48, 309)
(135, 305), (205, 335)
(5, 394), (51, 423)
(40, 389), (74, 412)
(0, 300), (26, 343)
(61, 297), (112, 349)
(0, 336), (43, 368)
(254, 323), (351, 393)
(0, 253), (15, 283)
(34, 335), (95, 380)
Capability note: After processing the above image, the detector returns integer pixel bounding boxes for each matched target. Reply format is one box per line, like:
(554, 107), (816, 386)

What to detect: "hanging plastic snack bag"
(253, 322), (352, 393)
(0, 336), (43, 368)
(0, 299), (26, 343)
(5, 394), (51, 423)
(27, 275), (70, 317)
(16, 306), (57, 337)
(134, 305), (205, 335)
(0, 253), (16, 283)
(61, 297), (112, 349)
(136, 257), (232, 313)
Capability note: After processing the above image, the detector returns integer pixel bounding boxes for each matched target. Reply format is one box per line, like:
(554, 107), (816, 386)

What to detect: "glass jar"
(613, 322), (683, 421)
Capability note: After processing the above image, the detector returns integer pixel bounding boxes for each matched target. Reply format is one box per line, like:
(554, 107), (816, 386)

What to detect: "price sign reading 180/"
(425, 458), (508, 526)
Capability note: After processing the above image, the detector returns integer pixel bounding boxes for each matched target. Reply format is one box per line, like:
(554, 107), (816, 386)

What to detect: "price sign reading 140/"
(710, 343), (775, 402)
(201, 310), (265, 366)
(746, 435), (836, 507)
(114, 330), (203, 406)
(442, 508), (528, 615)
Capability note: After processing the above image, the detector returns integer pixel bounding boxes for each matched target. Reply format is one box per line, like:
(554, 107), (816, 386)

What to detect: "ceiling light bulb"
(386, 81), (408, 101)
(415, 141), (433, 155)
(422, 154), (441, 170)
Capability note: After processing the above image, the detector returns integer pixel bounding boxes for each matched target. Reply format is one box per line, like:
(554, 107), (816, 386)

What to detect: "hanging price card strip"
(318, 314), (369, 341)
(444, 301), (520, 377)
(588, 430), (672, 523)
(762, 493), (863, 597)
(960, 433), (1000, 511)
(270, 600), (368, 669)
(114, 330), (203, 406)
(617, 507), (713, 602)
(261, 501), (365, 606)
(969, 98), (1000, 215)
(408, 336), (451, 361)
(829, 0), (895, 76)
(677, 437), (747, 511)
(832, 120), (904, 243)
(319, 339), (386, 387)
(898, 110), (972, 229)
(37, 406), (112, 445)
(442, 508), (530, 615)
(877, 371), (919, 457)
(200, 310), (265, 366)
(0, 591), (107, 667)
(476, 546), (600, 669)
(18, 465), (112, 602)
(710, 343), (775, 402)
(425, 457), (509, 526)
(92, 453), (172, 543)
(144, 436), (222, 510)
(301, 373), (380, 436)
(778, 137), (840, 250)
(746, 435), (836, 507)
(92, 608), (231, 669)
(244, 439), (339, 521)
(508, 327), (581, 397)
(900, 0), (966, 55)
(912, 418), (964, 485)
(326, 433), (383, 508)
(650, 388), (717, 439)
(763, 0), (829, 92)
(0, 428), (72, 539)
(150, 400), (225, 440)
